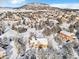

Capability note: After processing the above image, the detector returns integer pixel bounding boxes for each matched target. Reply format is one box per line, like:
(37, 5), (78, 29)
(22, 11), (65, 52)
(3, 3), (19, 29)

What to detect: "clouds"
(50, 3), (79, 9)
(0, 0), (26, 7)
(11, 0), (25, 4)
(0, 0), (26, 4)
(0, 0), (6, 3)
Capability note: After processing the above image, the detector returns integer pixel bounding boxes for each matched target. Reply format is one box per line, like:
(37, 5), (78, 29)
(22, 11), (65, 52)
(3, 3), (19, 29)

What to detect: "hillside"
(0, 3), (79, 59)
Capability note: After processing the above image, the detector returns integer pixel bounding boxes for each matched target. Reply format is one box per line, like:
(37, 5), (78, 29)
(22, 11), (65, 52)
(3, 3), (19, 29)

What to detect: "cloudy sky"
(0, 0), (79, 9)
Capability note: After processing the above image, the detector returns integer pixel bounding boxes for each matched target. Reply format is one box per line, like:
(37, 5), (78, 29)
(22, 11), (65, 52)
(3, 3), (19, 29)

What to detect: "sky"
(0, 0), (79, 9)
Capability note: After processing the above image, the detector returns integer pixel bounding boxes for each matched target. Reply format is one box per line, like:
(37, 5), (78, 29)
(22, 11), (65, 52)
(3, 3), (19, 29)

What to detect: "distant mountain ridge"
(0, 3), (79, 11)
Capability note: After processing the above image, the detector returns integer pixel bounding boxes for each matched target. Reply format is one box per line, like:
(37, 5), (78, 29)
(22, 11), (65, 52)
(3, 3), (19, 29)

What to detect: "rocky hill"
(0, 3), (79, 59)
